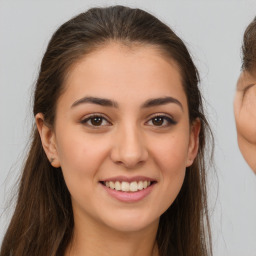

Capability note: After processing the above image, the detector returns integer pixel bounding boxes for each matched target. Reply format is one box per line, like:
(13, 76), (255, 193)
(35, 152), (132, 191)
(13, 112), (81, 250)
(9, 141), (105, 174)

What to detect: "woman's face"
(38, 43), (199, 234)
(234, 70), (256, 173)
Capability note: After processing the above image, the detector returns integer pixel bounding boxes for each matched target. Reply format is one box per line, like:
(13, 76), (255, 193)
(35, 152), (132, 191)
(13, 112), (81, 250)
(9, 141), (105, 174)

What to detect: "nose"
(110, 124), (148, 169)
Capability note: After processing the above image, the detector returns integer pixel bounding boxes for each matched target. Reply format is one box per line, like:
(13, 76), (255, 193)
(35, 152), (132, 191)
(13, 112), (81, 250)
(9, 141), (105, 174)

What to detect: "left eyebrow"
(141, 96), (183, 111)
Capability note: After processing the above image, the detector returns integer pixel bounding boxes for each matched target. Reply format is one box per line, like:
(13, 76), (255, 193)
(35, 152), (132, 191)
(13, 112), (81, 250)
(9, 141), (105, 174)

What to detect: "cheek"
(55, 130), (110, 183)
(55, 131), (112, 215)
(242, 86), (256, 117)
(159, 136), (188, 189)
(149, 130), (190, 170)
(148, 131), (189, 202)
(236, 89), (256, 143)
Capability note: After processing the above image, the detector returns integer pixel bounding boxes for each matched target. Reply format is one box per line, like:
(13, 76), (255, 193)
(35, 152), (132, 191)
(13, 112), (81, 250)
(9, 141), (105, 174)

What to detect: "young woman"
(0, 6), (213, 256)
(234, 17), (256, 173)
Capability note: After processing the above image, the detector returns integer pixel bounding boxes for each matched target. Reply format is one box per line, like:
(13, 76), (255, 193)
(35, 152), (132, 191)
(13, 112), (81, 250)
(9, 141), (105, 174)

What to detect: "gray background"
(1, 0), (256, 255)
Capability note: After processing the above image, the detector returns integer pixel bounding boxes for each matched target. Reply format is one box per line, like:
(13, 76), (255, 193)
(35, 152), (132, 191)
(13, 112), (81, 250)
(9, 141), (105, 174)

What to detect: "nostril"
(114, 160), (125, 166)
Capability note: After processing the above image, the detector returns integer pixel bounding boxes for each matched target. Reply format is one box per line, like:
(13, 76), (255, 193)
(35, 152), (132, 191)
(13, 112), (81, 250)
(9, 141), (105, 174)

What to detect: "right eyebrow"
(71, 96), (119, 108)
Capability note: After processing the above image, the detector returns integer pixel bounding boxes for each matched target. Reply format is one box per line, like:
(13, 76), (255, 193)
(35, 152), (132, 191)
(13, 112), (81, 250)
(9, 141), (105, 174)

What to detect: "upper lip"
(100, 176), (157, 183)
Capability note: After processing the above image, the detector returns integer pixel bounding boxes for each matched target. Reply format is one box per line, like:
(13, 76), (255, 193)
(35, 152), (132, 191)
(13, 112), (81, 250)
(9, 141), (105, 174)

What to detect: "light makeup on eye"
(79, 112), (177, 130)
(145, 114), (177, 127)
(80, 114), (112, 128)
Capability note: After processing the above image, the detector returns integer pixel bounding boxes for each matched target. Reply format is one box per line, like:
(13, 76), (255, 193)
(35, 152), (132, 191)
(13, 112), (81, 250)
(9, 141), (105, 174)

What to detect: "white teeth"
(130, 181), (138, 192)
(104, 180), (152, 192)
(121, 181), (130, 192)
(138, 181), (144, 190)
(115, 181), (121, 191)
(109, 181), (115, 189)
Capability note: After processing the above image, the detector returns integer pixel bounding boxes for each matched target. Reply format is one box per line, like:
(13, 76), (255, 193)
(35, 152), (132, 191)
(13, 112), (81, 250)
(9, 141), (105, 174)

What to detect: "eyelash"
(80, 114), (177, 128)
(145, 114), (177, 127)
(80, 114), (112, 128)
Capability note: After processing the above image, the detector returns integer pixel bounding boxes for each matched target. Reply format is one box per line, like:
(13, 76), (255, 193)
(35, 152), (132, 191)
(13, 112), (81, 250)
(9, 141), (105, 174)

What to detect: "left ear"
(186, 118), (201, 167)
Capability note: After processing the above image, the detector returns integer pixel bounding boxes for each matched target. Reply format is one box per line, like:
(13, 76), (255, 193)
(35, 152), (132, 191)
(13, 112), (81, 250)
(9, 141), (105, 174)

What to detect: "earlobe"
(186, 118), (201, 167)
(35, 113), (60, 168)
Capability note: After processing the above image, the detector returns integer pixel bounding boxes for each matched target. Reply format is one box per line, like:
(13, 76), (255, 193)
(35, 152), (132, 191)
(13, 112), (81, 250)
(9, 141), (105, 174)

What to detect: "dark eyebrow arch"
(141, 97), (183, 111)
(71, 96), (118, 108)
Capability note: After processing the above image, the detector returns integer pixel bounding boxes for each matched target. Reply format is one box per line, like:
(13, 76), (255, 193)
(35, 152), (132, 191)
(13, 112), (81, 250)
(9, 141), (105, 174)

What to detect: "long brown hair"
(1, 6), (213, 256)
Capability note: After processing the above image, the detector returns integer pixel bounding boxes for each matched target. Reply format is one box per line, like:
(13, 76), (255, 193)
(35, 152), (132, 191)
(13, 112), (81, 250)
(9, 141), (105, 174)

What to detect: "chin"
(101, 211), (159, 233)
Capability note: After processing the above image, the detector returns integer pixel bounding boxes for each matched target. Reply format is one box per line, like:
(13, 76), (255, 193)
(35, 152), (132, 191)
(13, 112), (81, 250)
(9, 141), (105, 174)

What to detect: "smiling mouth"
(100, 180), (156, 192)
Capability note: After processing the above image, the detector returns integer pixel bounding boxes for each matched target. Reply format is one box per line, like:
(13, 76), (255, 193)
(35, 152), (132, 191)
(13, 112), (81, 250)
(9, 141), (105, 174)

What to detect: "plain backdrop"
(1, 0), (256, 255)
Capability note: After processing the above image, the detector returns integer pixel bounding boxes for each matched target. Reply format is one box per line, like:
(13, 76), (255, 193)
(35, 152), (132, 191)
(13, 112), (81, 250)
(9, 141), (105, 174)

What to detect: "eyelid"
(145, 113), (177, 126)
(80, 113), (112, 127)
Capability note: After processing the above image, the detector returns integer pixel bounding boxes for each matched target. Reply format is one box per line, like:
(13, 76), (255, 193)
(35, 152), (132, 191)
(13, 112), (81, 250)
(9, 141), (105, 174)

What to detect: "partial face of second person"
(37, 43), (200, 235)
(234, 70), (256, 173)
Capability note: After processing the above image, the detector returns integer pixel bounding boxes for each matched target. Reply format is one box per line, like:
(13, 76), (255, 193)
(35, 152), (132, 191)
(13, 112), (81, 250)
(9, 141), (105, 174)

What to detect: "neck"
(65, 213), (159, 256)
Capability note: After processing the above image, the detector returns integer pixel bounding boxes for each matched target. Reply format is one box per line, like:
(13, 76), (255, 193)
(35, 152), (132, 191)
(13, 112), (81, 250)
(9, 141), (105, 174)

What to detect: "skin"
(234, 70), (256, 173)
(36, 43), (200, 256)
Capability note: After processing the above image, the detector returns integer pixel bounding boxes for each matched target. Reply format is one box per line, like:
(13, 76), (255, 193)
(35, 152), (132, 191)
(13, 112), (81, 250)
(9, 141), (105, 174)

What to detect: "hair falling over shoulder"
(1, 5), (213, 256)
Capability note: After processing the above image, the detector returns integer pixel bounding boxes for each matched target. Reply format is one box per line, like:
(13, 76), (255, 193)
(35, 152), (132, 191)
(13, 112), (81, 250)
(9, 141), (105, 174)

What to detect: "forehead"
(67, 42), (181, 80)
(60, 42), (187, 108)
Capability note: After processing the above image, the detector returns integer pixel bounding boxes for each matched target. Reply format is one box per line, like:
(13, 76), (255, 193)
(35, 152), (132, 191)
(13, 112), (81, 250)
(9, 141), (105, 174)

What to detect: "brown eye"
(146, 115), (177, 127)
(152, 116), (164, 126)
(81, 115), (111, 127)
(91, 116), (103, 126)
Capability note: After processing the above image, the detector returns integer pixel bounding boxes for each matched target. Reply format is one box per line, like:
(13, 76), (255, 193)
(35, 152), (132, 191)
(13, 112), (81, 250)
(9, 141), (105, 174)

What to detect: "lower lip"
(101, 183), (155, 203)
